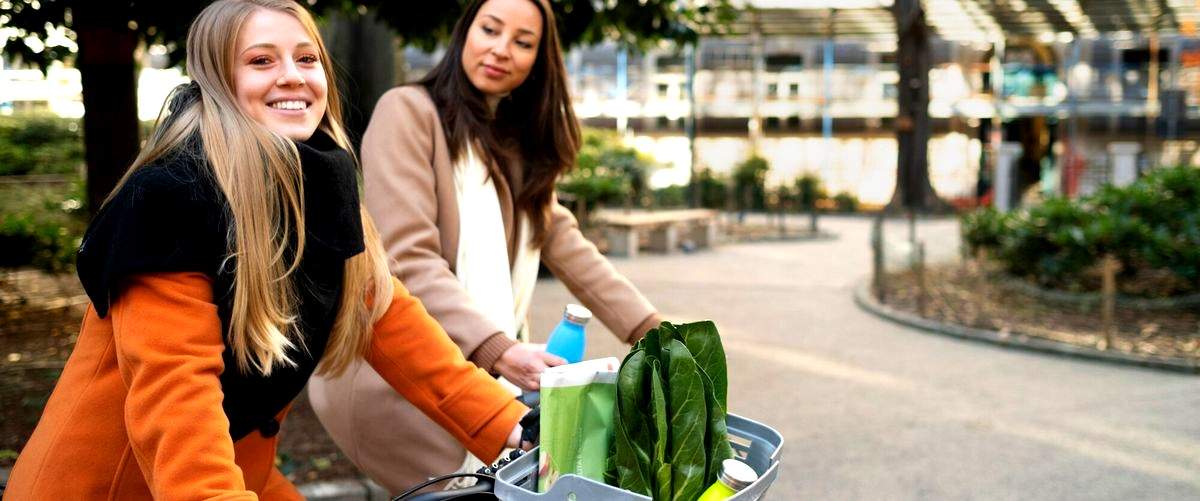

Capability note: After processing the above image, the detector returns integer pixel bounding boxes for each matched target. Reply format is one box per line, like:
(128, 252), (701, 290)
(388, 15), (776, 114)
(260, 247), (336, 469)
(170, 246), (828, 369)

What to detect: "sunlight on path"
(724, 338), (1200, 489)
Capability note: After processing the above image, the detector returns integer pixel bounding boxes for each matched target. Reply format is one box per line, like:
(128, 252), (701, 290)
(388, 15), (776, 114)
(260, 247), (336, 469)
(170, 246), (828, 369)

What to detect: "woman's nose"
(276, 61), (306, 87)
(489, 39), (511, 60)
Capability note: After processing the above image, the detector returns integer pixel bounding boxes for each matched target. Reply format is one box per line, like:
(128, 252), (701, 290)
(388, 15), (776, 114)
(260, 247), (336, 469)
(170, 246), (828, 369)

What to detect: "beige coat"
(308, 85), (659, 493)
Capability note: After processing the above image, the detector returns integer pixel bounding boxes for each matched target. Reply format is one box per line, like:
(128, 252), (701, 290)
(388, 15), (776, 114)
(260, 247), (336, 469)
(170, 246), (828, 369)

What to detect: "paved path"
(528, 215), (1200, 501)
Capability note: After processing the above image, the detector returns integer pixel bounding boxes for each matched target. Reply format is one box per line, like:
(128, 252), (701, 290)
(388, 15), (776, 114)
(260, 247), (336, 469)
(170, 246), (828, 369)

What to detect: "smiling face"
(232, 8), (327, 141)
(461, 0), (543, 101)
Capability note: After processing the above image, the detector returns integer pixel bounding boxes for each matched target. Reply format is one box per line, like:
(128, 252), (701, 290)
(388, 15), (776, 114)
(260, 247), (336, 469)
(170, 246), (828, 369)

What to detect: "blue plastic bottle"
(544, 304), (592, 364)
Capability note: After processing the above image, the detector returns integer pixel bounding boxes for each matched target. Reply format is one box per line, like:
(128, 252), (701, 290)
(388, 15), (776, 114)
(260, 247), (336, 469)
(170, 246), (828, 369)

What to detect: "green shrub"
(960, 207), (1013, 253)
(652, 184), (688, 208)
(732, 156), (769, 211)
(793, 174), (827, 210)
(0, 116), (84, 176)
(0, 180), (87, 272)
(998, 197), (1094, 288)
(832, 191), (859, 212)
(560, 128), (655, 212)
(960, 165), (1200, 295)
(694, 169), (728, 209)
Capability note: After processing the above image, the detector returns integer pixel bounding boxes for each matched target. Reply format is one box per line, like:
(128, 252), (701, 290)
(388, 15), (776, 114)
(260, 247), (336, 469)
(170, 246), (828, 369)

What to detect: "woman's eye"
(298, 54), (319, 64)
(250, 56), (271, 65)
(481, 25), (496, 35)
(516, 40), (534, 50)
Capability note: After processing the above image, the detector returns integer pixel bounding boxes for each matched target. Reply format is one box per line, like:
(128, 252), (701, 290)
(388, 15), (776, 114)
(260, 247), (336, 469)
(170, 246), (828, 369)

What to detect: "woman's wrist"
(470, 332), (519, 373)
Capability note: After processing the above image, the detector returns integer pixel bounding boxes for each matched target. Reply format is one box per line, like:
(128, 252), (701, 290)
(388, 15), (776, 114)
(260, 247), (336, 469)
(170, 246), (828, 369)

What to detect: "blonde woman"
(308, 0), (662, 493)
(3, 1), (529, 499)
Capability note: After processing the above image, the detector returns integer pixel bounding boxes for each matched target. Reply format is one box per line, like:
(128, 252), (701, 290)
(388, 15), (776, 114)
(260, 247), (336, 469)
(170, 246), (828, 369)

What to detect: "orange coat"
(4, 272), (526, 500)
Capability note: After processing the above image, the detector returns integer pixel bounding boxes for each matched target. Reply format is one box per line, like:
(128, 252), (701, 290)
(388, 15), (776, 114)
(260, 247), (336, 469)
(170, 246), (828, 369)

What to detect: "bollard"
(1100, 254), (1119, 350)
(777, 199), (787, 238)
(871, 213), (885, 303)
(915, 241), (927, 317)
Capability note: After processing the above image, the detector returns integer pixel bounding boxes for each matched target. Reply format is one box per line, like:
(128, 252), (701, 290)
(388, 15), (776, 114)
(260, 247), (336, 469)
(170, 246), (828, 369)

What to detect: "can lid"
(718, 458), (758, 491)
(563, 304), (592, 324)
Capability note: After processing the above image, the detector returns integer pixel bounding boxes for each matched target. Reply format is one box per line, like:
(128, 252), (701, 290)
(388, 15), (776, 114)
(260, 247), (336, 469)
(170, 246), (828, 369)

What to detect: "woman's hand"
(494, 342), (566, 391)
(506, 406), (540, 450)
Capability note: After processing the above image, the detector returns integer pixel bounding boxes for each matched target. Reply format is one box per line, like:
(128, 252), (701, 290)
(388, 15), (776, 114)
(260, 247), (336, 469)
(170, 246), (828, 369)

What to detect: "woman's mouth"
(268, 100), (310, 112)
(482, 64), (508, 79)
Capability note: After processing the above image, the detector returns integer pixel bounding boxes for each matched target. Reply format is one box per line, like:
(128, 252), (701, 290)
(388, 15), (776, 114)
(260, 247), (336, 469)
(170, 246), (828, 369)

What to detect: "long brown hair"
(419, 0), (580, 246)
(106, 0), (393, 377)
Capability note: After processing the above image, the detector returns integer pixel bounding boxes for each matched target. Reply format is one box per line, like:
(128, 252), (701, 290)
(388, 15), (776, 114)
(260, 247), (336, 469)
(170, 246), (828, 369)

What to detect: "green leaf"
(676, 321), (728, 409)
(666, 340), (707, 501)
(614, 349), (652, 495)
(650, 360), (670, 500)
(656, 462), (674, 501)
(698, 368), (735, 485)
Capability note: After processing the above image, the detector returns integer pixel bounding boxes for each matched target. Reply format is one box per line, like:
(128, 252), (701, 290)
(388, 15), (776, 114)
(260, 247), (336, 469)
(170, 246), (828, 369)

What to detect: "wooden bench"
(591, 208), (720, 257)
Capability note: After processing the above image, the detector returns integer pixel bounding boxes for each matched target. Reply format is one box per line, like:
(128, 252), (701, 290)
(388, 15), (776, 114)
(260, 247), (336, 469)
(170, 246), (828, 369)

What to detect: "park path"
(528, 214), (1200, 501)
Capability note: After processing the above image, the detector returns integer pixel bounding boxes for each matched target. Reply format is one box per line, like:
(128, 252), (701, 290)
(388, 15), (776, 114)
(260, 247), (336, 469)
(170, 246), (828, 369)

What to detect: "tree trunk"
(75, 4), (140, 215)
(888, 0), (945, 213)
(321, 11), (397, 148)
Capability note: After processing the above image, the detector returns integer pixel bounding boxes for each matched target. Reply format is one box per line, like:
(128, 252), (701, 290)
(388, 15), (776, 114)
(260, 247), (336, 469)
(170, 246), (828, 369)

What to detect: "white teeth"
(269, 100), (307, 110)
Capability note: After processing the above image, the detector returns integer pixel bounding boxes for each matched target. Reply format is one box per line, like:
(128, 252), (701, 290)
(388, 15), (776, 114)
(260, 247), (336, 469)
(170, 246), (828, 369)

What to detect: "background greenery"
(961, 165), (1200, 297)
(557, 128), (657, 213)
(0, 116), (84, 177)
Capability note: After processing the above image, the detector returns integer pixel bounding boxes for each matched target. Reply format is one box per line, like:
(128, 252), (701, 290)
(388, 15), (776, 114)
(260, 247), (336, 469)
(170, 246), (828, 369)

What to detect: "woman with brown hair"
(3, 1), (528, 499)
(308, 0), (663, 493)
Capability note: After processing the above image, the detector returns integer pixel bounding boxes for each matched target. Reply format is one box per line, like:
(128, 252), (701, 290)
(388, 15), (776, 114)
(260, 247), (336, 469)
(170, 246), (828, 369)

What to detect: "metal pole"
(750, 11), (765, 154)
(990, 38), (1005, 196)
(871, 213), (886, 303)
(822, 10), (835, 148)
(686, 42), (700, 208)
(1147, 34), (1160, 152)
(617, 48), (628, 135)
(1065, 39), (1082, 197)
(1168, 36), (1182, 140)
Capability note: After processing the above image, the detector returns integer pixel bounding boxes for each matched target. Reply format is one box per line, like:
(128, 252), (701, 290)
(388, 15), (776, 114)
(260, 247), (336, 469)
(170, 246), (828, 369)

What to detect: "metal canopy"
(717, 0), (1200, 41)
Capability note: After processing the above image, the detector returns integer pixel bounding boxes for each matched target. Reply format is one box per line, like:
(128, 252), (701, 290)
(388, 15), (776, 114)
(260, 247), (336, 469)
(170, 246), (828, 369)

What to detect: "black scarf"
(77, 130), (365, 440)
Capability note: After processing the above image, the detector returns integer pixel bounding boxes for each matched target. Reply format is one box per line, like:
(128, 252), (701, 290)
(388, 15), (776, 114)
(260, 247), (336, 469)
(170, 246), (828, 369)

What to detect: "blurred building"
(403, 1), (1200, 206)
(5, 0), (1199, 206)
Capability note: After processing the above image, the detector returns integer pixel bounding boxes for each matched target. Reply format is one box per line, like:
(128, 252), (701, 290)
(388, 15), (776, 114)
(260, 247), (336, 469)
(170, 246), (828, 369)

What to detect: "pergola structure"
(722, 0), (1200, 41)
(701, 0), (1200, 210)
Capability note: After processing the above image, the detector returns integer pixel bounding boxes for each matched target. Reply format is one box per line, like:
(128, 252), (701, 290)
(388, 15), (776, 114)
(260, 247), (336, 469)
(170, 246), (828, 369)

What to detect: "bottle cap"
(563, 304), (592, 325)
(718, 458), (758, 491)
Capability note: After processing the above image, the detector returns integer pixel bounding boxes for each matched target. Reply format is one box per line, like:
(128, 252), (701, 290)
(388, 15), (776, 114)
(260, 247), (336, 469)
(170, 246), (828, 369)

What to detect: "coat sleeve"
(361, 86), (515, 371)
(366, 277), (528, 463)
(542, 201), (661, 343)
(110, 272), (255, 501)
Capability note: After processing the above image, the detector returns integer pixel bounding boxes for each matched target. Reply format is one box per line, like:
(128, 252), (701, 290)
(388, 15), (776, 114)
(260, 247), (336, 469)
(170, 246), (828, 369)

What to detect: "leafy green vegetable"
(614, 349), (652, 494)
(609, 321), (733, 500)
(677, 321), (728, 408)
(666, 340), (707, 501)
(698, 368), (735, 483)
(651, 360), (671, 501)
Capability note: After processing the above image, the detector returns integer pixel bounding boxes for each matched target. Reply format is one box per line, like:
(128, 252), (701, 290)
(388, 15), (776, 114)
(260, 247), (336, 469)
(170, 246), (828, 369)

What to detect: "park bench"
(591, 208), (720, 257)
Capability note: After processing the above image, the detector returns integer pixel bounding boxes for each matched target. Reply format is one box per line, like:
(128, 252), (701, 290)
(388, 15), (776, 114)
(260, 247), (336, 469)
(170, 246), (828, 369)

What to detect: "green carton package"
(537, 357), (620, 493)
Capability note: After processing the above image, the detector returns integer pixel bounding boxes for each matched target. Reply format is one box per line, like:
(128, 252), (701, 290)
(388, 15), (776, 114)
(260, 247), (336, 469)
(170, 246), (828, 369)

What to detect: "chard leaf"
(650, 360), (670, 497)
(698, 367), (735, 484)
(614, 349), (652, 495)
(678, 321), (728, 409)
(650, 360), (668, 461)
(666, 340), (707, 501)
(656, 462), (673, 501)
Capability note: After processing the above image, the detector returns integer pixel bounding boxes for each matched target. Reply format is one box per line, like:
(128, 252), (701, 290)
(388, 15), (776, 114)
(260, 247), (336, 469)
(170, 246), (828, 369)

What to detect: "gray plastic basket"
(494, 413), (783, 500)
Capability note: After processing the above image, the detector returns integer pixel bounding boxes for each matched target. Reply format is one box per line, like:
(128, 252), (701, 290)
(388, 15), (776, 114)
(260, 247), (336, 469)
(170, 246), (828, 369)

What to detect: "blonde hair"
(107, 0), (392, 376)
